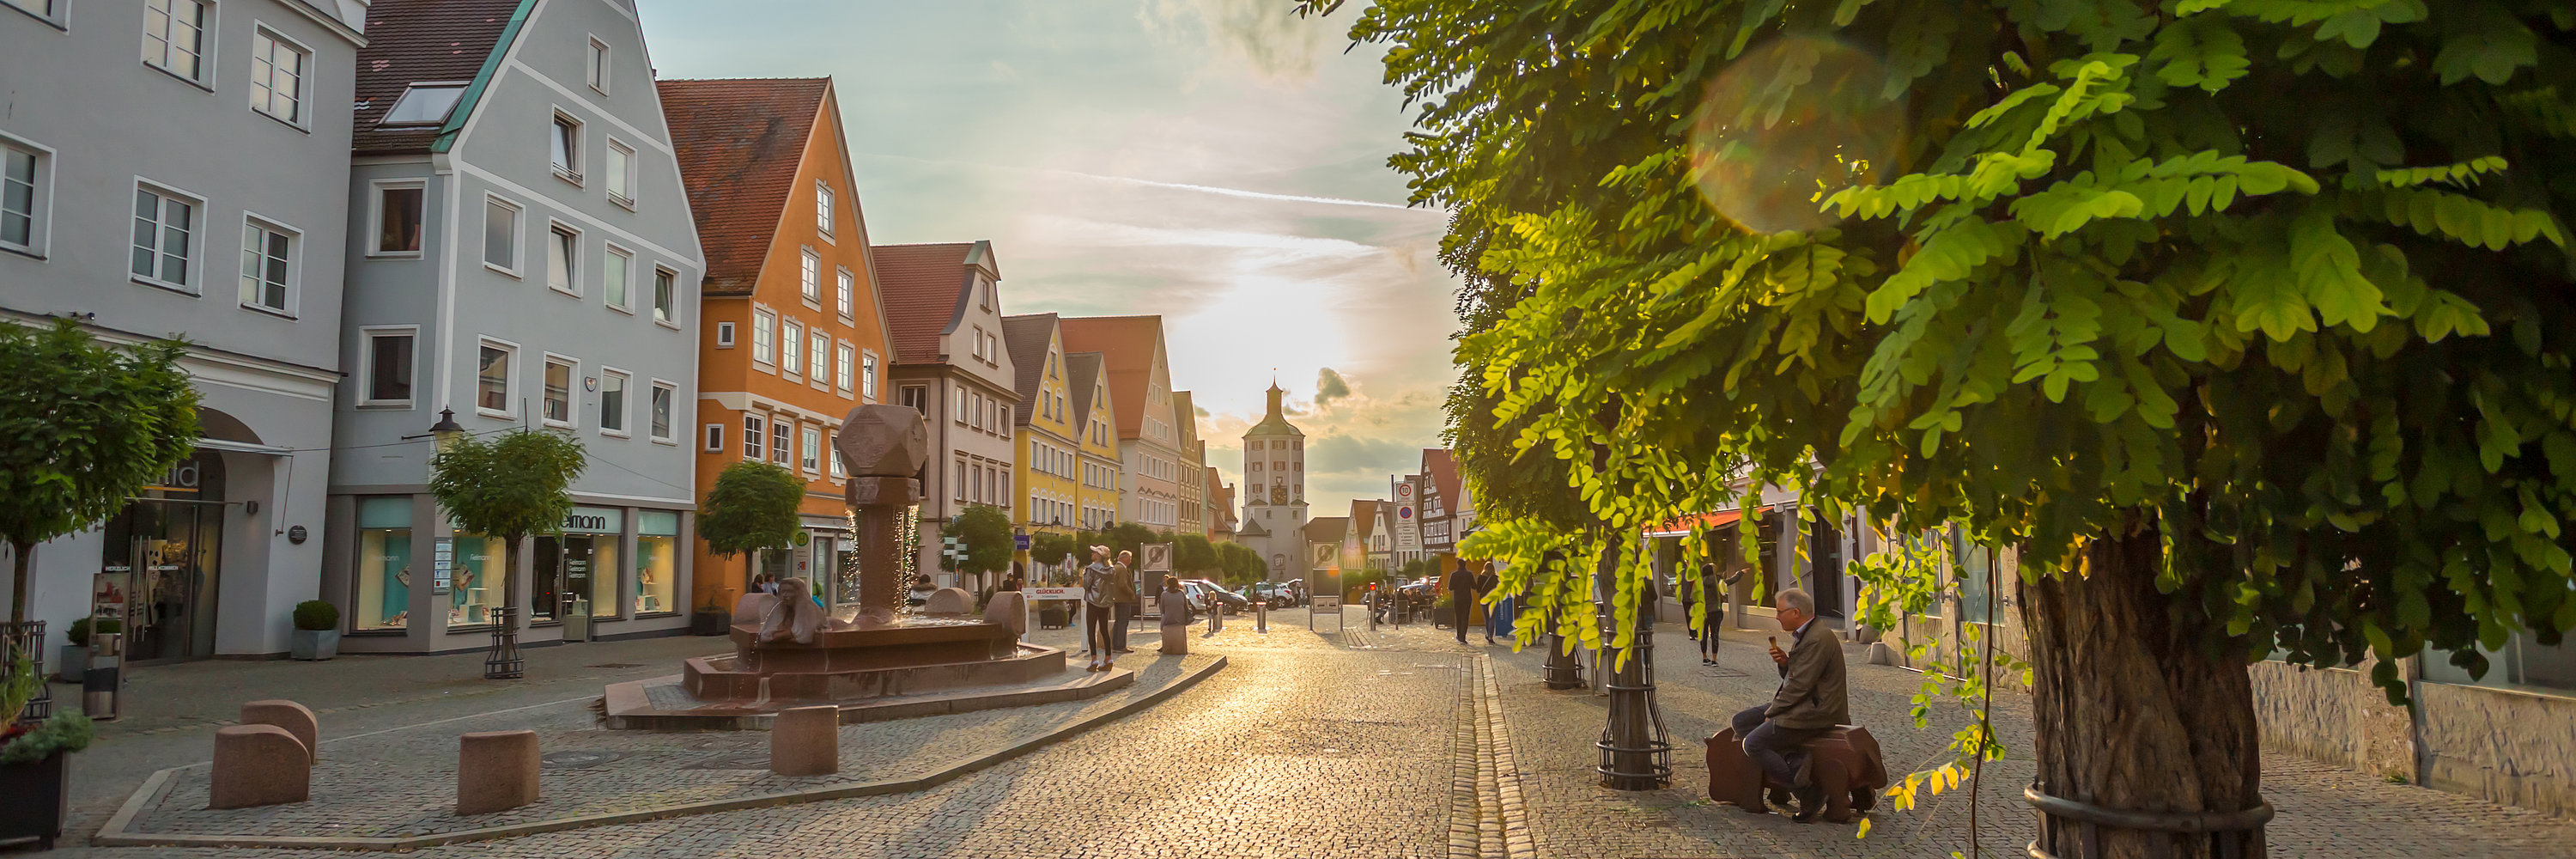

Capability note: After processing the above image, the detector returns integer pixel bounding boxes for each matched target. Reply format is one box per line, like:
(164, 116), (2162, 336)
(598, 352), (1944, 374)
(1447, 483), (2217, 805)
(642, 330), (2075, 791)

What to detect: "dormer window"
(380, 83), (466, 126)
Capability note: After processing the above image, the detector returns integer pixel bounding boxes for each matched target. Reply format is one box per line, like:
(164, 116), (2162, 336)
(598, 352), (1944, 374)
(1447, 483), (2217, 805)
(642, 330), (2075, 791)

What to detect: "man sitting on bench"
(1730, 588), (1850, 821)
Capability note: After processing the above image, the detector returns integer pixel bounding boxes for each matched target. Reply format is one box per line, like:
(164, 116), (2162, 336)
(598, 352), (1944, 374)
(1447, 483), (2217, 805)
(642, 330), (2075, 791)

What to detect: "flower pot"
(56, 645), (85, 684)
(0, 749), (67, 850)
(289, 629), (339, 661)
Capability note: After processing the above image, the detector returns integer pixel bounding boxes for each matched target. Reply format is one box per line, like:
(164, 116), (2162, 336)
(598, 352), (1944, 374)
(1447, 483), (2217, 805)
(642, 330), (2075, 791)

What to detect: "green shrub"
(65, 617), (119, 647)
(292, 600), (338, 631)
(0, 711), (97, 764)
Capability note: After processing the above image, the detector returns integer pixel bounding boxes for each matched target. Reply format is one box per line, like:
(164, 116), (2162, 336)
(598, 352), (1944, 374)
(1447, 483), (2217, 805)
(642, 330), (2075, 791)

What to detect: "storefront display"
(635, 511), (679, 615)
(534, 507), (622, 622)
(354, 497), (412, 630)
(447, 533), (509, 627)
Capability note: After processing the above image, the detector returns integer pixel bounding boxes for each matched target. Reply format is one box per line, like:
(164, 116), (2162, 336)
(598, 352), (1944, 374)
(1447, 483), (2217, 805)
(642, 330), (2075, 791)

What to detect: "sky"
(636, 0), (1463, 521)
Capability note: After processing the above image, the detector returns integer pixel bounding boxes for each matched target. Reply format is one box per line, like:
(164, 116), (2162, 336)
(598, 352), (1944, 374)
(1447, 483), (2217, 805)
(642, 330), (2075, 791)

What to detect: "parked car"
(1242, 581), (1295, 607)
(1184, 580), (1250, 614)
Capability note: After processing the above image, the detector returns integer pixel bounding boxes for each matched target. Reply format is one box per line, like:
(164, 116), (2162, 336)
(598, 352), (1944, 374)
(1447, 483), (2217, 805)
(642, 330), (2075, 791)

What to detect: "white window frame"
(834, 341), (854, 394)
(799, 247), (821, 307)
(357, 325), (418, 408)
(539, 353), (579, 429)
(652, 265), (680, 328)
(751, 308), (775, 368)
(474, 337), (518, 419)
(3, 0), (67, 28)
(597, 367), (631, 437)
(809, 330), (831, 391)
(781, 318), (804, 380)
(605, 137), (636, 210)
(130, 179), (204, 294)
(236, 212), (299, 318)
(141, 0), (216, 89)
(702, 423), (726, 453)
(648, 379), (678, 443)
(835, 266), (854, 320)
(483, 194), (523, 277)
(831, 445), (848, 479)
(744, 414), (766, 460)
(544, 219), (580, 297)
(366, 179), (425, 259)
(601, 243), (634, 313)
(550, 109), (583, 186)
(715, 320), (737, 348)
(800, 426), (822, 473)
(585, 35), (611, 95)
(815, 181), (835, 241)
(769, 420), (789, 466)
(1, 133), (56, 259)
(246, 24), (312, 130)
(860, 350), (880, 402)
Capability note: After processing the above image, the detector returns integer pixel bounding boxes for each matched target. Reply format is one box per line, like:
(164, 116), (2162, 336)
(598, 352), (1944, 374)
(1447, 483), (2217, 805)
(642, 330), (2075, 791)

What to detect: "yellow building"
(1066, 350), (1126, 531)
(1002, 314), (1081, 537)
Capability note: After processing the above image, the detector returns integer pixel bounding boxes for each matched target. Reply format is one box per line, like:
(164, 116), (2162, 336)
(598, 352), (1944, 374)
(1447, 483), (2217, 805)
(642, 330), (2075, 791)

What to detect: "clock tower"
(1240, 381), (1308, 582)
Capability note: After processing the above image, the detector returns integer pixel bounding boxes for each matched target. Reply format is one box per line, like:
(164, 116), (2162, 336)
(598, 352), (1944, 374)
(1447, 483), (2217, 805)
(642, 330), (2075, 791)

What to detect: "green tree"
(429, 429), (586, 623)
(943, 505), (1014, 577)
(1216, 541), (1264, 586)
(1030, 532), (1079, 576)
(0, 320), (199, 624)
(1176, 533), (1218, 576)
(1321, 0), (2576, 846)
(698, 460), (805, 602)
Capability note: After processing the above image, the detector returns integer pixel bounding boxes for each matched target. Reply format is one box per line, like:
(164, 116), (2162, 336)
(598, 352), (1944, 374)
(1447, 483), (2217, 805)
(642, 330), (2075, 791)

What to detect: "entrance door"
(532, 536), (597, 622)
(103, 500), (225, 663)
(1807, 515), (1844, 618)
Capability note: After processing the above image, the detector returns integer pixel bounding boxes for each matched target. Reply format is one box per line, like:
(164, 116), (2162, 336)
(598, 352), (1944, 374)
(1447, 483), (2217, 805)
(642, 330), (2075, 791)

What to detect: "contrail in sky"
(854, 152), (1437, 213)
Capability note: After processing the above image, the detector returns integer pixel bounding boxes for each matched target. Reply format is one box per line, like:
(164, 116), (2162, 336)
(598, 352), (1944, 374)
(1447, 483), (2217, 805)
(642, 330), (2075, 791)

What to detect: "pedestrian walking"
(1081, 545), (1117, 672)
(1700, 560), (1744, 665)
(1449, 557), (1476, 644)
(1475, 563), (1501, 644)
(1109, 551), (1140, 653)
(1157, 576), (1192, 655)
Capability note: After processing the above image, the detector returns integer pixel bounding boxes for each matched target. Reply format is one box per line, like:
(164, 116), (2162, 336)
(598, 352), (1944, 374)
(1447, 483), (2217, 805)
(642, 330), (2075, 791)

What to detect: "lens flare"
(1689, 35), (1906, 235)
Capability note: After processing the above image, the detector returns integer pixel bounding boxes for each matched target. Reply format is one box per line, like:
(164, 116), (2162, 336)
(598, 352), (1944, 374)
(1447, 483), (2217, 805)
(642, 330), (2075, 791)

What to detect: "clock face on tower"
(1272, 485), (1289, 504)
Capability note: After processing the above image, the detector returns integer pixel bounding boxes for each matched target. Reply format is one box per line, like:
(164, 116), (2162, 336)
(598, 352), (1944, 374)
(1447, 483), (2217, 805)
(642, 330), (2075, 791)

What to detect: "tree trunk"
(8, 540), (31, 625)
(2019, 525), (2263, 858)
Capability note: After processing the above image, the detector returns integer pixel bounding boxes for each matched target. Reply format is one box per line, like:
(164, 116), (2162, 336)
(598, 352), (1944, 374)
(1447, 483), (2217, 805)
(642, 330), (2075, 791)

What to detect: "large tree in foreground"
(1321, 0), (2576, 854)
(0, 320), (199, 624)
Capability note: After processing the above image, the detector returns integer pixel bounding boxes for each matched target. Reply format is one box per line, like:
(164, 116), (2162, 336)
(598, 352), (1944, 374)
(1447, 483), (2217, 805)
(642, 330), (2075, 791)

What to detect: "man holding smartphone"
(1728, 588), (1850, 821)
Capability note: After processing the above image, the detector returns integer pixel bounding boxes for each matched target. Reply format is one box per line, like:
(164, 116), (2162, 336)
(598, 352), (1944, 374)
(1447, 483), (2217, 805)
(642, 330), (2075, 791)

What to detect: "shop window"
(635, 511), (680, 614)
(2426, 631), (2576, 694)
(447, 532), (510, 627)
(354, 497), (412, 631)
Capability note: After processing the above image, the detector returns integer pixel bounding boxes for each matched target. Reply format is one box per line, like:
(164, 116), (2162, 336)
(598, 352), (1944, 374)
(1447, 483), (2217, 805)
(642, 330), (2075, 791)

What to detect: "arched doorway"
(95, 409), (259, 662)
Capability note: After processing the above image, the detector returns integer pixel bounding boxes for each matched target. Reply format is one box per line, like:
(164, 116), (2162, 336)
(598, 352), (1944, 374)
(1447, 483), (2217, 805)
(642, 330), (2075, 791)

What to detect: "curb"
(91, 655), (1229, 851)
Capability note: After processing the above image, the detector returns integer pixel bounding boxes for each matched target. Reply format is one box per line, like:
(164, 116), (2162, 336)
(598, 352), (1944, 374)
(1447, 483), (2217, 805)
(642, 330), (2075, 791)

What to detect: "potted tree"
(289, 600), (339, 661)
(696, 460), (805, 634)
(427, 429), (586, 678)
(2, 644), (94, 850)
(0, 320), (198, 628)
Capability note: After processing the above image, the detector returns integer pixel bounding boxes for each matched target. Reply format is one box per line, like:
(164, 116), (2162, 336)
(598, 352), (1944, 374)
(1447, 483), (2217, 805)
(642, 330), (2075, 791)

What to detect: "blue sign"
(1015, 533), (1032, 551)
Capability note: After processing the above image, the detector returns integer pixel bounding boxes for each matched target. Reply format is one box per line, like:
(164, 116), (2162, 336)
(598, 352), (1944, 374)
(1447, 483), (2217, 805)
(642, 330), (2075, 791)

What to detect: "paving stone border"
(89, 655), (1227, 852)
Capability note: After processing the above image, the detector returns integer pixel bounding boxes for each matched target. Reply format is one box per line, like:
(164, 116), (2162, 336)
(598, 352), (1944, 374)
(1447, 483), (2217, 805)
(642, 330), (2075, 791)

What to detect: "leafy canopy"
(699, 460), (806, 558)
(0, 320), (199, 620)
(429, 429), (586, 546)
(943, 505), (1015, 575)
(1327, 0), (2576, 698)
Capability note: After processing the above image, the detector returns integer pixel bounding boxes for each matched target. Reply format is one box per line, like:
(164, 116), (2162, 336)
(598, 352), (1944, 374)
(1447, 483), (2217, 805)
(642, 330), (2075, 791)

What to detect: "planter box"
(289, 629), (339, 661)
(690, 610), (730, 637)
(0, 750), (66, 850)
(56, 645), (84, 684)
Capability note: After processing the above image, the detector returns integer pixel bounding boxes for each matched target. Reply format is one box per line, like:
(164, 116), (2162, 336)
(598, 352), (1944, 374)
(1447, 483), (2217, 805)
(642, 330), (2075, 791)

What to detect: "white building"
(1236, 382), (1307, 582)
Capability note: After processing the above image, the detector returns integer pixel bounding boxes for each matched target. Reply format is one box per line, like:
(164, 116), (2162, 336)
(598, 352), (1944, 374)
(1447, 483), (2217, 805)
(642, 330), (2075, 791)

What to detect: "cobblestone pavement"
(47, 611), (1470, 858)
(1354, 613), (2576, 858)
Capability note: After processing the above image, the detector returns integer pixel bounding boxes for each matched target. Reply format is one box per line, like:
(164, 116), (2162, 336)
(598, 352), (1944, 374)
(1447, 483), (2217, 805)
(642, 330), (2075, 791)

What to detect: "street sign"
(1141, 543), (1174, 572)
(1015, 533), (1032, 551)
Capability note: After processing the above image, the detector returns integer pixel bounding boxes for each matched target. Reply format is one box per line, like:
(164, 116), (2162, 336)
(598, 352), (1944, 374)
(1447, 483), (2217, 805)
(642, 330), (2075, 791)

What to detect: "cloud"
(1142, 0), (1329, 82)
(1315, 367), (1352, 405)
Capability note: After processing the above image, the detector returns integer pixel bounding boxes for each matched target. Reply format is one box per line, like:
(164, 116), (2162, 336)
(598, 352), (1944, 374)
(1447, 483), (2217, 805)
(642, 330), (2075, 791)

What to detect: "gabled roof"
(1000, 314), (1058, 425)
(351, 0), (526, 155)
(1351, 500), (1381, 541)
(1423, 448), (1461, 512)
(1303, 517), (1348, 545)
(1171, 391), (1199, 449)
(656, 78), (831, 296)
(873, 242), (993, 365)
(1236, 515), (1270, 538)
(1056, 316), (1164, 441)
(1066, 351), (1108, 437)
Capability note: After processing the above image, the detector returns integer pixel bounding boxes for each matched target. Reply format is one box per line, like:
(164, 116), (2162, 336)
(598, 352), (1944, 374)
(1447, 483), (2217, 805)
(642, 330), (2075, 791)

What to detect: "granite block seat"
(983, 591), (1028, 637)
(922, 587), (975, 615)
(769, 705), (839, 776)
(1706, 725), (1888, 823)
(238, 700), (318, 763)
(210, 725), (309, 809)
(1159, 624), (1187, 655)
(456, 730), (540, 816)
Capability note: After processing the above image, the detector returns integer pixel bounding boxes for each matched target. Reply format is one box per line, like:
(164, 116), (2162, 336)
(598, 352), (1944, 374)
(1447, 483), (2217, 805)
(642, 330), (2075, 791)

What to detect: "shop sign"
(1030, 586), (1085, 601)
(433, 538), (454, 594)
(560, 507), (623, 534)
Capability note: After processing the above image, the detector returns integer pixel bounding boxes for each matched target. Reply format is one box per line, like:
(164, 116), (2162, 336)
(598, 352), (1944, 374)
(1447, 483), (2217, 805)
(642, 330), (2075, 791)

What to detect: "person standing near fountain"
(1109, 550), (1140, 654)
(1082, 545), (1118, 672)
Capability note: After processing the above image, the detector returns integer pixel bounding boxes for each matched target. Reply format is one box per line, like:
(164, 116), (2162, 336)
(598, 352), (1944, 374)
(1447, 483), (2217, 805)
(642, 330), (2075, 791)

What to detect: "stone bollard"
(456, 730), (540, 815)
(769, 705), (839, 776)
(1159, 624), (1187, 655)
(210, 725), (310, 809)
(239, 700), (319, 763)
(924, 587), (975, 615)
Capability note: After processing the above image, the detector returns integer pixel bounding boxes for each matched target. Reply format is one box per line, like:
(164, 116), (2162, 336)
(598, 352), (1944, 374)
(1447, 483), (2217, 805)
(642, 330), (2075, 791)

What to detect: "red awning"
(1644, 507), (1761, 537)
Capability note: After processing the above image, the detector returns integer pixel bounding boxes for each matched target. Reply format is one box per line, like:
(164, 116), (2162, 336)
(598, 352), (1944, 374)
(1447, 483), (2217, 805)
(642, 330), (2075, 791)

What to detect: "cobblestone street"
(29, 608), (2576, 857)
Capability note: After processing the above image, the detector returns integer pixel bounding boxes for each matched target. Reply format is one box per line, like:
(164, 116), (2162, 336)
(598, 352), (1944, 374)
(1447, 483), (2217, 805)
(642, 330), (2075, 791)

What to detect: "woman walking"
(1082, 545), (1118, 672)
(1698, 559), (1744, 665)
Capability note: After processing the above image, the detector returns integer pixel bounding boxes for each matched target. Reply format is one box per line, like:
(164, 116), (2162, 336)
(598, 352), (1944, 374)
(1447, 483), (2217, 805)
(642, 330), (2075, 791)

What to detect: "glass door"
(532, 536), (596, 622)
(102, 499), (225, 663)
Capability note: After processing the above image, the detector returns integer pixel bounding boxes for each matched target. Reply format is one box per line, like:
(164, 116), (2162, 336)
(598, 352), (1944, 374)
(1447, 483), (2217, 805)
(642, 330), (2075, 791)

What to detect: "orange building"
(661, 78), (896, 613)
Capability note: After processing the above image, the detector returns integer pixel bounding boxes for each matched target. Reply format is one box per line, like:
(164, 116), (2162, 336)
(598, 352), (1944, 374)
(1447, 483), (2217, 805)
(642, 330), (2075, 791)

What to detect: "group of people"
(1078, 545), (1139, 672)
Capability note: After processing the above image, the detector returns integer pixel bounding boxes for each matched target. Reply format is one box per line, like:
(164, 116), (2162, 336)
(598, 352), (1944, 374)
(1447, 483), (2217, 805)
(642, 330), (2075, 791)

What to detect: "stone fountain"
(604, 405), (1123, 729)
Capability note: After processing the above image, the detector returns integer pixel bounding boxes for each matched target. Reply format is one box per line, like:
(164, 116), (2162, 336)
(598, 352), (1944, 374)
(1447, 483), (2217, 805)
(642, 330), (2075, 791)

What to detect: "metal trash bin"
(82, 631), (121, 720)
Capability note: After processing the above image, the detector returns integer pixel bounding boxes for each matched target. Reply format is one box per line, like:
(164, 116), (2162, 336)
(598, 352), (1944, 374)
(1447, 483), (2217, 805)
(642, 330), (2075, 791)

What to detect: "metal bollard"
(1255, 600), (1267, 634)
(82, 631), (121, 720)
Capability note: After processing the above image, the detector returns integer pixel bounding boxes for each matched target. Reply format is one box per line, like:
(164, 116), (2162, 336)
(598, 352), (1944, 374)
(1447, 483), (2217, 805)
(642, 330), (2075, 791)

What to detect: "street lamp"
(405, 408), (468, 447)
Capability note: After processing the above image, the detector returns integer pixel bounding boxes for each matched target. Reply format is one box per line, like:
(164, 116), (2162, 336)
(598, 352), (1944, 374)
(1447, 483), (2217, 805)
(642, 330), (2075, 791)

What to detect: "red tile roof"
(656, 78), (830, 296)
(873, 242), (991, 365)
(999, 313), (1058, 424)
(1351, 500), (1380, 541)
(1423, 448), (1461, 514)
(351, 0), (524, 155)
(1056, 316), (1164, 442)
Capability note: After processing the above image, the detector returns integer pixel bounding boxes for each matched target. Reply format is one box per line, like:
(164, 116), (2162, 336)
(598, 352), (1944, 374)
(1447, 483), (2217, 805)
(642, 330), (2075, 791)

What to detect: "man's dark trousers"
(1112, 602), (1134, 650)
(1732, 704), (1832, 790)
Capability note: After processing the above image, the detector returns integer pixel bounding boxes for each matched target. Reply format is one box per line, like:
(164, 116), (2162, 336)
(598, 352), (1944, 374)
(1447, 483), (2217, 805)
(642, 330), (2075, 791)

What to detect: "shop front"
(331, 496), (692, 654)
